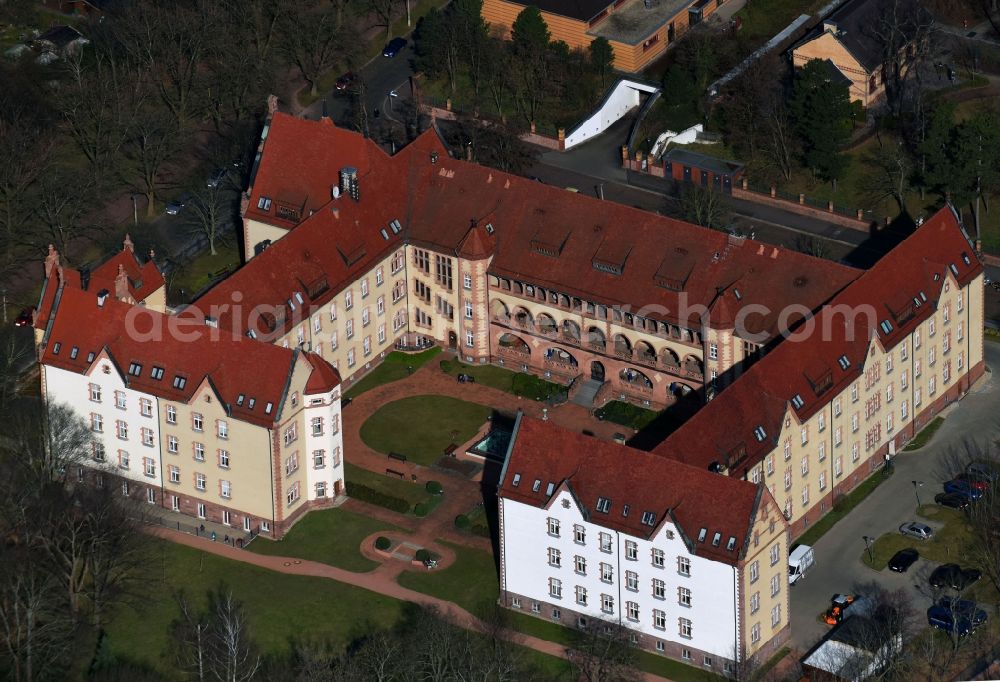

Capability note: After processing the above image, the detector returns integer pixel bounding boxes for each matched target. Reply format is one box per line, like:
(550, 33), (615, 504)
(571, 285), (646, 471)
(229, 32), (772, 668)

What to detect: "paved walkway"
(150, 525), (672, 681)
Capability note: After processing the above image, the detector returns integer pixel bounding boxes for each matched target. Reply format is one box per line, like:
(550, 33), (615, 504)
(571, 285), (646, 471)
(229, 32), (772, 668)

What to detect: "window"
(783, 439), (791, 460)
(679, 618), (692, 639)
(93, 443), (105, 461)
(819, 470), (827, 490)
(168, 435), (178, 454)
(766, 455), (774, 475)
(626, 570), (639, 591)
(600, 562), (613, 583)
(574, 524), (585, 544)
(574, 555), (586, 574)
(115, 391), (126, 409)
(852, 442), (860, 462)
(192, 413), (203, 432)
(548, 547), (561, 567)
(625, 540), (638, 560)
(771, 604), (782, 627)
(463, 272), (472, 289)
(750, 591), (760, 614)
(851, 413), (859, 432)
(194, 442), (205, 461)
(851, 383), (858, 402)
(677, 555), (689, 575)
(596, 497), (611, 513)
(750, 560), (759, 583)
(800, 426), (808, 445)
(465, 330), (474, 348)
(118, 450), (130, 469)
(653, 609), (666, 630)
(626, 601), (639, 621)
(217, 420), (228, 439)
(345, 290), (353, 310)
(286, 482), (301, 506)
(599, 532), (612, 553)
(91, 413), (103, 432)
(901, 368), (908, 389)
(141, 427), (154, 446)
(283, 423), (298, 446)
(800, 456), (809, 476)
(166, 404), (177, 424)
(346, 319), (354, 339)
(140, 398), (152, 417)
(313, 450), (325, 469)
(221, 480), (232, 499)
(678, 587), (692, 606)
(835, 455), (843, 477)
(360, 278), (369, 298)
(88, 383), (102, 402)
(929, 318), (936, 336)
(771, 573), (781, 597)
(576, 585), (587, 605)
(751, 623), (761, 644)
(311, 417), (324, 437)
(116, 420), (128, 440)
(363, 336), (371, 356)
(834, 398), (842, 417)
(285, 452), (299, 475)
(818, 413), (826, 432)
(784, 468), (792, 491)
(195, 473), (206, 491)
(915, 330), (921, 349)
(549, 578), (562, 599)
(709, 343), (718, 360)
(219, 449), (230, 468)
(169, 465), (180, 484)
(601, 594), (614, 614)
(347, 349), (355, 367)
(547, 517), (560, 537)
(818, 441), (826, 462)
(770, 543), (780, 566)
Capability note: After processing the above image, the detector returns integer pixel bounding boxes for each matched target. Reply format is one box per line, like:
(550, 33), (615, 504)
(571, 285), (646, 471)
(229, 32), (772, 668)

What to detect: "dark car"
(927, 605), (979, 636)
(888, 548), (919, 573)
(334, 72), (355, 90)
(943, 479), (984, 500)
(937, 597), (989, 626)
(456, 373), (476, 383)
(13, 306), (35, 327)
(966, 462), (999, 482)
(930, 563), (983, 590)
(954, 472), (989, 491)
(934, 492), (971, 510)
(382, 37), (406, 57)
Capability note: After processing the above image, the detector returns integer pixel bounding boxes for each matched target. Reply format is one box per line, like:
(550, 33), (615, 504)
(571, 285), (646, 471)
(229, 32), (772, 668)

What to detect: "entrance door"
(448, 331), (458, 349)
(723, 175), (732, 193)
(591, 361), (605, 382)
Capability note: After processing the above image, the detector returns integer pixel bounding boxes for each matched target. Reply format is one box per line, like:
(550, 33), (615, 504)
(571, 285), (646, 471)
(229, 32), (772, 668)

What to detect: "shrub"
(415, 548), (431, 562)
(425, 480), (443, 495)
(832, 494), (848, 514)
(413, 502), (430, 517)
(374, 536), (391, 551)
(346, 481), (410, 514)
(454, 514), (471, 529)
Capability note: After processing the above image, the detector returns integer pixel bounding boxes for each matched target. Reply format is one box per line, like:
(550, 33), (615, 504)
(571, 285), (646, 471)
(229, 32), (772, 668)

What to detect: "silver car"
(899, 522), (934, 540)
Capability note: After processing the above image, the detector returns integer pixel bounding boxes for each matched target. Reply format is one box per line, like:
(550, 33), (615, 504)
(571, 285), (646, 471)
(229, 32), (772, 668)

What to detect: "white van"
(788, 544), (815, 585)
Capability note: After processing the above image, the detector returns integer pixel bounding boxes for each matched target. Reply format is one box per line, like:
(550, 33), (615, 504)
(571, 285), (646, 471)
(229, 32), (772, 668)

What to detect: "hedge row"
(346, 481), (410, 514)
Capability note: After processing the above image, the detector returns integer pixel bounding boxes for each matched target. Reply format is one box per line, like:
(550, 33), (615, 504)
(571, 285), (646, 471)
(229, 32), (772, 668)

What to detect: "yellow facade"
(740, 493), (789, 661)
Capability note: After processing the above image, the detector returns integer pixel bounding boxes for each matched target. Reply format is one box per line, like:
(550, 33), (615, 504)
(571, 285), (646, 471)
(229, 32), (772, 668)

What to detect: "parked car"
(165, 200), (185, 216)
(887, 548), (919, 573)
(13, 306), (35, 327)
(953, 472), (989, 491)
(930, 563), (982, 590)
(927, 605), (980, 636)
(966, 462), (999, 482)
(899, 521), (934, 540)
(456, 373), (476, 383)
(334, 71), (355, 90)
(937, 597), (989, 626)
(382, 37), (406, 57)
(934, 492), (971, 510)
(943, 479), (984, 500)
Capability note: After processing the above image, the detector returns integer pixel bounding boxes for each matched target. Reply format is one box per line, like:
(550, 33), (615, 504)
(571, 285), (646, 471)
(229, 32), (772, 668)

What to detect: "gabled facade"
(498, 415), (790, 672)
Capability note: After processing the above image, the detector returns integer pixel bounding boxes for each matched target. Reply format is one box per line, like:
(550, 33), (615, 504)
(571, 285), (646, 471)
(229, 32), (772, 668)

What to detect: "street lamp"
(912, 480), (924, 507)
(131, 194), (138, 225)
(862, 536), (874, 565)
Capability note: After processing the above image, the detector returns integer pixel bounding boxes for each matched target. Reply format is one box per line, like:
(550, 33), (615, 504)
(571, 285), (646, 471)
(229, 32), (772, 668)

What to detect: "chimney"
(267, 94), (278, 115)
(430, 151), (439, 164)
(321, 99), (329, 120)
(148, 248), (156, 262)
(79, 266), (91, 291)
(123, 233), (134, 252)
(44, 244), (60, 279)
(823, 20), (838, 34)
(114, 264), (128, 300)
(97, 289), (110, 307)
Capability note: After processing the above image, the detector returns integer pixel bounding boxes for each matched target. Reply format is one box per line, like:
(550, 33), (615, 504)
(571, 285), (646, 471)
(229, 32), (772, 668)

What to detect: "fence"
(737, 179), (874, 230)
(143, 511), (255, 548)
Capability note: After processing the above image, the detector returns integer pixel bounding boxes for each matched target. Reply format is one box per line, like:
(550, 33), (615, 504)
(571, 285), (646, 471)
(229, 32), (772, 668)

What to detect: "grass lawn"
(344, 461), (430, 508)
(507, 611), (723, 681)
(343, 347), (441, 399)
(864, 504), (974, 570)
(360, 395), (492, 466)
(734, 0), (828, 45)
(170, 242), (240, 299)
(795, 469), (894, 547)
(397, 541), (500, 614)
(904, 417), (946, 451)
(104, 539), (405, 672)
(440, 359), (563, 401)
(595, 400), (660, 430)
(247, 507), (403, 572)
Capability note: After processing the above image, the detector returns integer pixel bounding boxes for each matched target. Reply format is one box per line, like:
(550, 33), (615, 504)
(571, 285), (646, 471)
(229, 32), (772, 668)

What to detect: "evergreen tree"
(588, 37), (614, 88)
(790, 60), (853, 189)
(511, 6), (550, 60)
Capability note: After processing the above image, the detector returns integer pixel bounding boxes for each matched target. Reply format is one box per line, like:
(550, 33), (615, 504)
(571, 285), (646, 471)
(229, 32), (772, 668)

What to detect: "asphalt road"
(788, 341), (1000, 651)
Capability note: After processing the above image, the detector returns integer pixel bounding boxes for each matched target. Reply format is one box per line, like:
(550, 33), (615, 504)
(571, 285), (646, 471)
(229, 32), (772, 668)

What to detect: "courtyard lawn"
(397, 541), (500, 614)
(344, 462), (430, 508)
(595, 400), (660, 430)
(170, 242), (240, 300)
(247, 507), (403, 572)
(103, 539), (405, 672)
(864, 504), (975, 570)
(360, 395), (492, 466)
(904, 417), (945, 451)
(440, 359), (562, 401)
(344, 347), (442, 399)
(795, 469), (893, 547)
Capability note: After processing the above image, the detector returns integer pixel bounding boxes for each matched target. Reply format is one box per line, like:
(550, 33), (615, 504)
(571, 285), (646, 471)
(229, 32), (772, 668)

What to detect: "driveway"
(789, 341), (1000, 650)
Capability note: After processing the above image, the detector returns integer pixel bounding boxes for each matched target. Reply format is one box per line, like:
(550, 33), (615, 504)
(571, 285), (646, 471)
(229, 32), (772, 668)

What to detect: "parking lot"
(789, 341), (1000, 650)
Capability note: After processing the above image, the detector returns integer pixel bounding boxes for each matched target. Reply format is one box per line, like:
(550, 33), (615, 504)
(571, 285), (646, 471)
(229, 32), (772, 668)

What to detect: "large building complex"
(31, 106), (984, 671)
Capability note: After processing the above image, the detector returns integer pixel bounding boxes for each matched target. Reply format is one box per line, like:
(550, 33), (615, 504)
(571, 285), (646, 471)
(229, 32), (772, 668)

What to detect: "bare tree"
(26, 169), (99, 262)
(864, 128), (912, 212)
(365, 0), (399, 43)
(566, 618), (638, 682)
(184, 184), (235, 257)
(123, 110), (181, 218)
(206, 588), (261, 682)
(483, 36), (511, 120)
(278, 1), (351, 98)
(761, 96), (796, 183)
(348, 631), (401, 682)
(172, 591), (212, 682)
(794, 234), (832, 259)
(678, 184), (730, 231)
(866, 0), (935, 120)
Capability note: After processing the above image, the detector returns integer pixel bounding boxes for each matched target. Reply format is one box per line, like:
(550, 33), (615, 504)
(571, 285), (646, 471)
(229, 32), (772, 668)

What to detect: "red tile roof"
(86, 240), (164, 305)
(304, 351), (342, 393)
(653, 207), (982, 477)
(40, 286), (336, 428)
(500, 415), (763, 565)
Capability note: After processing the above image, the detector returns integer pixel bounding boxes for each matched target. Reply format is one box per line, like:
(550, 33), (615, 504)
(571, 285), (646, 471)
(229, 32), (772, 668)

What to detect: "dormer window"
(697, 528), (707, 542)
(879, 320), (893, 335)
(236, 394), (245, 406)
(151, 366), (164, 380)
(532, 479), (541, 492)
(949, 263), (959, 276)
(265, 402), (273, 414)
(87, 352), (96, 362)
(596, 497), (611, 513)
(837, 355), (850, 370)
(733, 288), (742, 301)
(712, 532), (721, 547)
(70, 346), (79, 359)
(962, 252), (971, 265)
(622, 504), (630, 517)
(545, 482), (555, 496)
(128, 362), (142, 376)
(726, 537), (737, 551)
(919, 291), (927, 302)
(257, 196), (272, 211)
(294, 292), (304, 305)
(172, 375), (187, 390)
(52, 342), (61, 354)
(512, 473), (521, 486)
(790, 394), (804, 410)
(753, 426), (767, 442)
(248, 398), (255, 409)
(641, 511), (656, 526)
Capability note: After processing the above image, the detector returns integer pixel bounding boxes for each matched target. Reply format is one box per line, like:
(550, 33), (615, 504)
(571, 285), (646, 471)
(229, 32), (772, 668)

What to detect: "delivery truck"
(788, 544), (815, 585)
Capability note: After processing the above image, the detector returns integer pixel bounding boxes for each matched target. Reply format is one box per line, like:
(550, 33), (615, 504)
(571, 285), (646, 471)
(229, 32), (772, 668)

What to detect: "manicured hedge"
(415, 549), (431, 562)
(346, 481), (410, 513)
(454, 514), (471, 529)
(375, 536), (391, 550)
(425, 480), (443, 495)
(413, 502), (430, 517)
